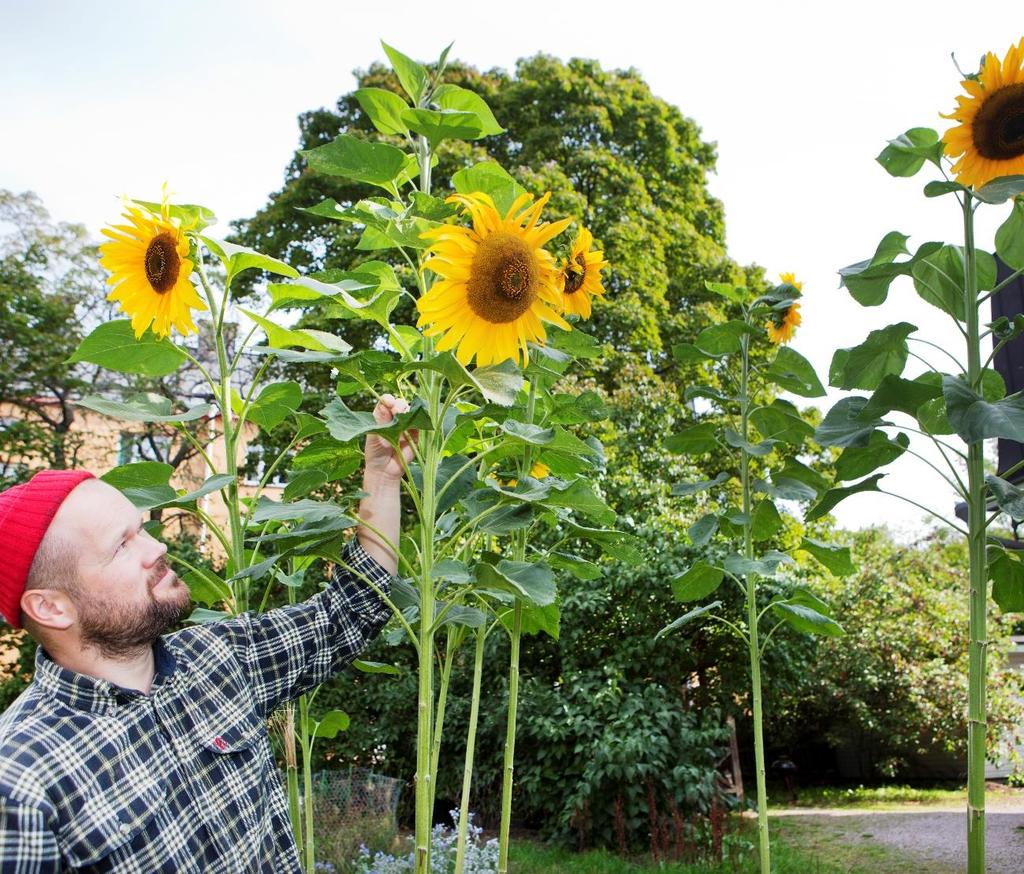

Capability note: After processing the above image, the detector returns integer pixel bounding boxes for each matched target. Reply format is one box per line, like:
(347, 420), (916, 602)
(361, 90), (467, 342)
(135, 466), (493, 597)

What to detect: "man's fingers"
(372, 393), (410, 425)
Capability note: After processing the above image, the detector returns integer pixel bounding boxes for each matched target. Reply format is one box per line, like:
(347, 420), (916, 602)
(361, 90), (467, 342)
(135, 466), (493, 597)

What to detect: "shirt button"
(119, 822), (130, 834)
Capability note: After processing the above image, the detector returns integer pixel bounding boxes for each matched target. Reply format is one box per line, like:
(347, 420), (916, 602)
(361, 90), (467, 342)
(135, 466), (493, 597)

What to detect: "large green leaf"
(688, 514), (719, 547)
(451, 162), (528, 216)
(250, 497), (353, 524)
(561, 522), (642, 564)
(973, 175), (1024, 204)
(200, 237), (297, 284)
(241, 309), (351, 353)
(402, 108), (485, 147)
(133, 200), (216, 232)
(912, 245), (996, 320)
(723, 428), (776, 456)
(765, 347), (825, 397)
(943, 375), (1024, 443)
(321, 397), (433, 445)
(986, 474), (1024, 518)
(183, 568), (232, 608)
(876, 128), (944, 177)
(859, 374), (943, 420)
(312, 709), (350, 739)
(695, 320), (755, 356)
(751, 499), (783, 541)
(671, 472), (730, 497)
(301, 134), (407, 191)
(656, 601), (723, 640)
(806, 475), (885, 521)
(665, 423), (719, 455)
(838, 235), (940, 307)
(69, 320), (186, 376)
(381, 41), (428, 104)
(989, 548), (1024, 612)
(750, 400), (814, 446)
(403, 353), (523, 407)
(995, 199), (1024, 271)
(834, 431), (909, 481)
(353, 87), (410, 136)
(799, 538), (855, 576)
(815, 397), (882, 448)
(246, 381), (302, 432)
(475, 560), (557, 607)
(670, 562), (724, 602)
(78, 393), (212, 424)
(771, 601), (845, 636)
(101, 461), (173, 491)
(291, 438), (362, 482)
(829, 322), (917, 390)
(773, 458), (829, 499)
(433, 84), (504, 136)
(724, 551), (792, 577)
(541, 478), (615, 525)
(547, 552), (601, 581)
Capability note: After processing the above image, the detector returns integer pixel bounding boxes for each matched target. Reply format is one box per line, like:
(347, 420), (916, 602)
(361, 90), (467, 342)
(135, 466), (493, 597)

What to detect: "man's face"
(55, 479), (192, 657)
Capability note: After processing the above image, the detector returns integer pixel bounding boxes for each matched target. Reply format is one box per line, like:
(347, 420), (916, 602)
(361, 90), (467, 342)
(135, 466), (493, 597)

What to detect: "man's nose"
(143, 534), (168, 566)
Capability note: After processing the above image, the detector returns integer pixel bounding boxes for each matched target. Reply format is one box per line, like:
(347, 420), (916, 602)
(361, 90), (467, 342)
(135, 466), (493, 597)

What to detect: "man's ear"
(20, 589), (75, 632)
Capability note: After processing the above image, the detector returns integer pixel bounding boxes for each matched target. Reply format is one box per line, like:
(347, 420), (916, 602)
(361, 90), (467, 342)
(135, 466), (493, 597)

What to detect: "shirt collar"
(34, 636), (180, 713)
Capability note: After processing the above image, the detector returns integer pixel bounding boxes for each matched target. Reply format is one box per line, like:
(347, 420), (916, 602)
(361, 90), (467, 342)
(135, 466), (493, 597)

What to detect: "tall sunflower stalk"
(292, 42), (621, 874)
(82, 189), (361, 869)
(662, 276), (846, 874)
(816, 37), (1024, 874)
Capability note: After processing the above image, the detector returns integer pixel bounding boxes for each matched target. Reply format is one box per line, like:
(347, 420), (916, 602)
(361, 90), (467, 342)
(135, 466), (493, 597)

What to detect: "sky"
(3, 0), (1023, 533)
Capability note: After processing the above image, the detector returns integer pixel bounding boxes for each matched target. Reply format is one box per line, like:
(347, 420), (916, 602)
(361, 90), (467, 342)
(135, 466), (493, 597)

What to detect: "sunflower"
(942, 37), (1024, 188)
(766, 303), (801, 345)
(778, 271), (803, 292)
(99, 202), (206, 338)
(416, 191), (571, 367)
(559, 227), (608, 319)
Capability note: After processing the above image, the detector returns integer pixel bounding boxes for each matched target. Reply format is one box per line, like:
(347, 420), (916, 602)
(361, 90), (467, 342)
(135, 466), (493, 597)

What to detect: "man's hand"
(363, 394), (418, 484)
(357, 394), (417, 574)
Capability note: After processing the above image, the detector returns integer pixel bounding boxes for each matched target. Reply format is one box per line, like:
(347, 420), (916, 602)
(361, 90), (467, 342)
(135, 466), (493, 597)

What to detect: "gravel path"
(773, 793), (1024, 873)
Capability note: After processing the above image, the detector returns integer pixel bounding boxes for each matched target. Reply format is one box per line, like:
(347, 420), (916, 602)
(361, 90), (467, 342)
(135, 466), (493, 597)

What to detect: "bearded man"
(0, 395), (415, 872)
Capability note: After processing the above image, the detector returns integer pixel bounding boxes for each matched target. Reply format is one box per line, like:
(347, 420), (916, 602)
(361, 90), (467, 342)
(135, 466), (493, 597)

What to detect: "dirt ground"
(772, 790), (1024, 874)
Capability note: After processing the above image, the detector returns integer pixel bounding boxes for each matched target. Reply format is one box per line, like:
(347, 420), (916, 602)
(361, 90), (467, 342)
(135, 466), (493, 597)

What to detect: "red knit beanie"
(0, 470), (95, 628)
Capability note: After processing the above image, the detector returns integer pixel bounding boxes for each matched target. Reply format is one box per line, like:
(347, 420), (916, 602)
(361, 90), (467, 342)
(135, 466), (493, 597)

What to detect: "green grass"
(777, 784), (967, 810)
(507, 817), (922, 874)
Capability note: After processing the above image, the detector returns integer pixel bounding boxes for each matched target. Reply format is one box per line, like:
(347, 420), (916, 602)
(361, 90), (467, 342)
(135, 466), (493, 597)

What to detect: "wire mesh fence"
(283, 767), (404, 871)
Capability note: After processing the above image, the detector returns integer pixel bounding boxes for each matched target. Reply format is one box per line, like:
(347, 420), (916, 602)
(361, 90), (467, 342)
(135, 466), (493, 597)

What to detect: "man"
(0, 395), (415, 872)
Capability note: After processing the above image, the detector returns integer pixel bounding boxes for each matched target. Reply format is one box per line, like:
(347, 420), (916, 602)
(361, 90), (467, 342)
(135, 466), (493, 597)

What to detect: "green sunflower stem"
(195, 255), (246, 609)
(455, 623), (487, 874)
(412, 135), (438, 874)
(740, 329), (771, 874)
(498, 379), (538, 873)
(963, 192), (988, 874)
(498, 599), (522, 874)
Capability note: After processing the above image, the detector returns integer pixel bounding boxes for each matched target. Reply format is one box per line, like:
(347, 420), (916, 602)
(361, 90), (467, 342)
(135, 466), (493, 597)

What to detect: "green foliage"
(778, 528), (1024, 778)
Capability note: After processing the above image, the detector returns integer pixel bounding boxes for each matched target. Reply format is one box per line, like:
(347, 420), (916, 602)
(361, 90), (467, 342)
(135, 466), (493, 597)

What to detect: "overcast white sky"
(3, 0), (1023, 533)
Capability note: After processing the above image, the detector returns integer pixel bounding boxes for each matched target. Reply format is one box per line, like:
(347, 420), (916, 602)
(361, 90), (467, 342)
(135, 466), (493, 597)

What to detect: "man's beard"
(76, 558), (191, 660)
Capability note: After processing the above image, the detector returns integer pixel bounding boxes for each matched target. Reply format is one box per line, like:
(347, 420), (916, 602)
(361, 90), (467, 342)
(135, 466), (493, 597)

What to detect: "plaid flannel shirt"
(0, 540), (393, 873)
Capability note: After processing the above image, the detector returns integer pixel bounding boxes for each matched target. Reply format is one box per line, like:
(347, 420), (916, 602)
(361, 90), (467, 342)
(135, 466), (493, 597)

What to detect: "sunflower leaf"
(972, 175), (1024, 205)
(798, 538), (855, 577)
(301, 134), (408, 192)
(69, 320), (186, 377)
(703, 281), (749, 303)
(670, 562), (724, 602)
(943, 374), (1024, 443)
(353, 87), (410, 136)
(656, 601), (723, 640)
(834, 431), (909, 481)
(989, 548), (1024, 613)
(828, 322), (917, 390)
(771, 601), (845, 637)
(451, 162), (528, 216)
(765, 347), (825, 397)
(380, 41), (428, 104)
(241, 309), (351, 353)
(838, 235), (941, 307)
(665, 423), (719, 455)
(815, 397), (883, 448)
(996, 199), (1024, 271)
(78, 393), (211, 424)
(876, 127), (944, 177)
(200, 237), (298, 283)
(321, 397), (433, 445)
(433, 84), (505, 136)
(474, 560), (557, 607)
(806, 474), (885, 522)
(403, 108), (486, 147)
(912, 244), (996, 320)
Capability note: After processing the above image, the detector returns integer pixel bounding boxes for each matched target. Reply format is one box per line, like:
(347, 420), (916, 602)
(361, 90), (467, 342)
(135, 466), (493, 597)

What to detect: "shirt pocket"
(56, 747), (166, 868)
